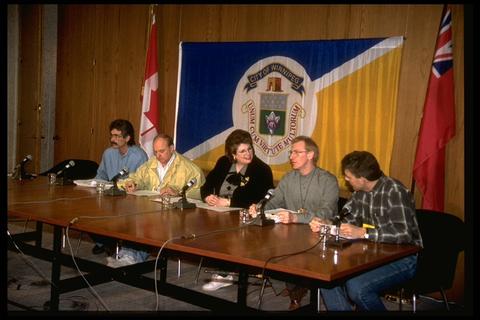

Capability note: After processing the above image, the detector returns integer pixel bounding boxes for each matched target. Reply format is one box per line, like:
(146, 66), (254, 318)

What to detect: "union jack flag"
(432, 8), (453, 78)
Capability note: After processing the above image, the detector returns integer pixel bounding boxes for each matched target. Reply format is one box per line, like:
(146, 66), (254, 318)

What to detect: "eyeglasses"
(236, 147), (253, 155)
(288, 150), (308, 156)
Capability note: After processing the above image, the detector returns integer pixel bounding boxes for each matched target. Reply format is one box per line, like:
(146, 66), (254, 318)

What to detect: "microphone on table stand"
(252, 189), (275, 227)
(19, 154), (36, 180)
(55, 160), (76, 185)
(175, 178), (197, 209)
(104, 167), (129, 196)
(10, 154), (33, 180)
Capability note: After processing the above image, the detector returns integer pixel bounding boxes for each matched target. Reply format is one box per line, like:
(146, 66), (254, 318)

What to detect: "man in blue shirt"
(95, 119), (148, 181)
(91, 119), (148, 255)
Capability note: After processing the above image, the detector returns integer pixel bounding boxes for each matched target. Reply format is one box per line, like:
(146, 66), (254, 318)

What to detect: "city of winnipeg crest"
(232, 56), (317, 164)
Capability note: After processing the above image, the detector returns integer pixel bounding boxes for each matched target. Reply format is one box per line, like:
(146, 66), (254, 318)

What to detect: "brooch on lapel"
(240, 176), (250, 187)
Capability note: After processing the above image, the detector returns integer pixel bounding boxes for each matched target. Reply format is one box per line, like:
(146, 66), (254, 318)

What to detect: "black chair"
(338, 196), (348, 213)
(40, 159), (99, 180)
(396, 209), (465, 311)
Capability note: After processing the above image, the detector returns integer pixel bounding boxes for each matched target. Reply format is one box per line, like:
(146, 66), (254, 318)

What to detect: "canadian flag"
(139, 14), (159, 158)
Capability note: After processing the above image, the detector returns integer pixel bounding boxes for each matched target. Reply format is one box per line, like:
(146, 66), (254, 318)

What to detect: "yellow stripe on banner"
(193, 144), (225, 173)
(312, 46), (403, 192)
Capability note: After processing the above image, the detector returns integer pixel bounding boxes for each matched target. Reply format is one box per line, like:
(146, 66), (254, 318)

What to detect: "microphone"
(105, 167), (128, 196)
(111, 167), (129, 182)
(328, 206), (352, 248)
(175, 178), (197, 210)
(256, 189), (275, 209)
(54, 160), (75, 185)
(13, 155), (33, 180)
(181, 178), (197, 195)
(332, 207), (351, 228)
(20, 154), (33, 165)
(252, 189), (275, 227)
(56, 160), (76, 176)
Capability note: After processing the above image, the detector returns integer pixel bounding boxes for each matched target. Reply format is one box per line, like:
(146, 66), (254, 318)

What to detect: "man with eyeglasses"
(95, 119), (148, 181)
(91, 119), (148, 255)
(251, 135), (338, 224)
(249, 135), (339, 310)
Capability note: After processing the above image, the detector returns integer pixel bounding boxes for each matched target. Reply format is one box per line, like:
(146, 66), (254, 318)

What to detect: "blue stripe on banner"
(176, 38), (385, 153)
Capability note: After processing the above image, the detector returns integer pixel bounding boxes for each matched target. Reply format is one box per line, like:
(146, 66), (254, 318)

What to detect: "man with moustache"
(95, 119), (148, 182)
(91, 119), (148, 255)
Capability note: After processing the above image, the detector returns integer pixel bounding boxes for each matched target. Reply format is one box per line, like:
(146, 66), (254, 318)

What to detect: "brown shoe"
(289, 299), (301, 310)
(280, 288), (290, 297)
(289, 286), (308, 302)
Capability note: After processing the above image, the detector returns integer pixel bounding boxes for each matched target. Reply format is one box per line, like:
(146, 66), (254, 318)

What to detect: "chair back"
(338, 197), (348, 214)
(406, 209), (465, 293)
(40, 159), (99, 180)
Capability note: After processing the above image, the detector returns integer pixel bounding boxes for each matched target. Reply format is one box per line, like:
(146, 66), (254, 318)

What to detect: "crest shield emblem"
(259, 92), (287, 136)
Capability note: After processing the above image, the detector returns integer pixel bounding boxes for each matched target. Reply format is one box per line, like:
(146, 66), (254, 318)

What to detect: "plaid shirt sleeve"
(344, 176), (419, 245)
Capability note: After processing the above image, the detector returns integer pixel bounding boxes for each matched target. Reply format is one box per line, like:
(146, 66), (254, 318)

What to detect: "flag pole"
(139, 4), (160, 158)
(143, 5), (155, 76)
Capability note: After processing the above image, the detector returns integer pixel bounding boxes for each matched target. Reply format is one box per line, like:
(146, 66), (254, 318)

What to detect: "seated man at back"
(91, 119), (148, 255)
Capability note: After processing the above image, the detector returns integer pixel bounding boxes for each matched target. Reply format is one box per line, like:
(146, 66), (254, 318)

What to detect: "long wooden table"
(8, 177), (420, 312)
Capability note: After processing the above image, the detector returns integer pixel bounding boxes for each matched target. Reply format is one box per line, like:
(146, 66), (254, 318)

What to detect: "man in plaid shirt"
(310, 150), (423, 311)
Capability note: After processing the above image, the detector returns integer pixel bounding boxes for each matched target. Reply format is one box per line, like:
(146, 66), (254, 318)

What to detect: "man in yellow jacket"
(108, 134), (205, 267)
(120, 133), (205, 199)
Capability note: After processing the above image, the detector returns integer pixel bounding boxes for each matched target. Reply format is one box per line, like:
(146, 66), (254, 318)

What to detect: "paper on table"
(193, 201), (242, 212)
(130, 190), (161, 196)
(264, 208), (297, 215)
(73, 179), (113, 189)
(150, 197), (242, 212)
(150, 197), (202, 204)
(262, 208), (292, 223)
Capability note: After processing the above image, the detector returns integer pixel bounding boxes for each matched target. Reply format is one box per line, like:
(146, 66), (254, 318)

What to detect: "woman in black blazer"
(200, 129), (274, 292)
(201, 130), (274, 209)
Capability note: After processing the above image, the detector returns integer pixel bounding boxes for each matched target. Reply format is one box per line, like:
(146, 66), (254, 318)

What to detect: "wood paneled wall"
(18, 5), (43, 173)
(53, 4), (465, 303)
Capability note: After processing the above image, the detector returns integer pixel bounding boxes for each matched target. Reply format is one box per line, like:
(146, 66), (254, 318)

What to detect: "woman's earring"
(233, 155), (236, 161)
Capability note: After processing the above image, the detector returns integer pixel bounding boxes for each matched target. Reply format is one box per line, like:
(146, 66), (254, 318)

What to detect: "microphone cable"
(9, 195), (99, 206)
(65, 219), (110, 311)
(7, 229), (58, 290)
(256, 233), (327, 310)
(153, 235), (184, 311)
(7, 216), (32, 233)
(153, 222), (253, 311)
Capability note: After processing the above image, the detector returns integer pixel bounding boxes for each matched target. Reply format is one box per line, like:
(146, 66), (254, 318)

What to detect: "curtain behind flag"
(139, 14), (159, 158)
(175, 38), (404, 190)
(413, 7), (456, 211)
